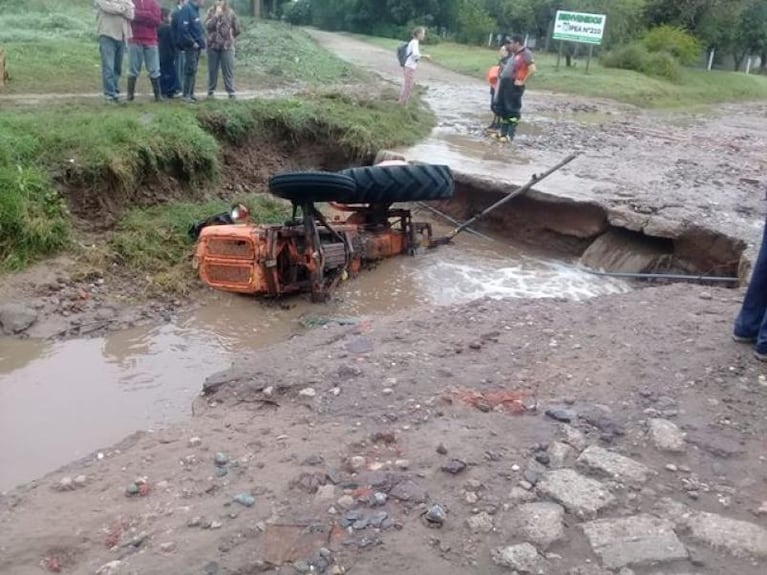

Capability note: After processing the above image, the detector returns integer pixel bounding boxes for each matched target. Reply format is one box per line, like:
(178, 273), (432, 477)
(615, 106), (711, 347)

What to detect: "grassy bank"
(356, 35), (767, 108)
(0, 1), (435, 282)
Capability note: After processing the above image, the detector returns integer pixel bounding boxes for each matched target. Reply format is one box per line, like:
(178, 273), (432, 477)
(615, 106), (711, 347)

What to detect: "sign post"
(552, 10), (607, 73)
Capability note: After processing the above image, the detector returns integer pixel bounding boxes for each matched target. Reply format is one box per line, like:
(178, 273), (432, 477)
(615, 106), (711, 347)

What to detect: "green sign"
(552, 10), (606, 45)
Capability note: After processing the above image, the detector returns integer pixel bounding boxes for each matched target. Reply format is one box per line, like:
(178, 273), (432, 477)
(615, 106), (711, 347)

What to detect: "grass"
(109, 194), (290, 295)
(354, 34), (767, 108)
(0, 1), (367, 94)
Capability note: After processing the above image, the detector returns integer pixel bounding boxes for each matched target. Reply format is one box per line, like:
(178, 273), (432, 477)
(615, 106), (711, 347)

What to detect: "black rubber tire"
(339, 164), (455, 204)
(268, 171), (358, 203)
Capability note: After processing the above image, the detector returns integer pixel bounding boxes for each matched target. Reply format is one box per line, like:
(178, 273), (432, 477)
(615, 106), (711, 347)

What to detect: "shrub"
(600, 42), (649, 71)
(282, 0), (311, 26)
(601, 42), (681, 82)
(642, 25), (701, 66)
(640, 51), (681, 82)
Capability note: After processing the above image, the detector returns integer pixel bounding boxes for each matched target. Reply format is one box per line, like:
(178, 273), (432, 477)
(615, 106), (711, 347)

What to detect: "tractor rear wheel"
(339, 164), (454, 204)
(268, 171), (358, 203)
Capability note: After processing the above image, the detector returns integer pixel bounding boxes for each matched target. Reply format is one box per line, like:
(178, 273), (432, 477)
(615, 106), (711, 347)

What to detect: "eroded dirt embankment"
(2, 284), (766, 575)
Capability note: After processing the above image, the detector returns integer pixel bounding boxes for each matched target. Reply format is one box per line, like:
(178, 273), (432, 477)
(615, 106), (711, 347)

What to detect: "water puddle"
(0, 206), (629, 493)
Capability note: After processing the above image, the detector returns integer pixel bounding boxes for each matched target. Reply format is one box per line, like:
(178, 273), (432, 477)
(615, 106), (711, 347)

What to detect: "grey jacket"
(95, 0), (135, 42)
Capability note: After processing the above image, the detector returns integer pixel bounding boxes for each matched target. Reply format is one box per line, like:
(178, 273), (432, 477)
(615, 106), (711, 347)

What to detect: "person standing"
(127, 0), (162, 101)
(158, 8), (178, 98)
(398, 26), (431, 105)
(170, 0), (187, 97)
(493, 34), (536, 143)
(485, 44), (510, 134)
(733, 216), (767, 361)
(95, 0), (134, 102)
(178, 0), (207, 103)
(205, 0), (240, 99)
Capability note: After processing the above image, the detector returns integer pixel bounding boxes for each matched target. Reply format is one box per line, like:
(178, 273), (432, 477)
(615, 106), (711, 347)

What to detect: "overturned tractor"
(192, 162), (455, 302)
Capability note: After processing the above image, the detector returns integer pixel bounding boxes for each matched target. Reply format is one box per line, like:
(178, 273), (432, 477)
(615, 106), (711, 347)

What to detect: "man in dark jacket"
(127, 0), (163, 101)
(178, 0), (207, 102)
(493, 34), (536, 143)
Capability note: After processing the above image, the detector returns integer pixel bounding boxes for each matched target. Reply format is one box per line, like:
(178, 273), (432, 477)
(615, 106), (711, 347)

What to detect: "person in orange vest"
(484, 43), (510, 134)
(493, 34), (536, 143)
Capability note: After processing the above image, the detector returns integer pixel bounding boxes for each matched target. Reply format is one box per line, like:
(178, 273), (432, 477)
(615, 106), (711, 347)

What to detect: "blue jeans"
(128, 44), (160, 79)
(734, 216), (767, 353)
(99, 35), (125, 99)
(174, 49), (185, 93)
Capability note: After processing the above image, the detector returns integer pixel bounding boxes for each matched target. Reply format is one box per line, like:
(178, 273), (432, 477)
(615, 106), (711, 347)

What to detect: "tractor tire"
(268, 171), (358, 203)
(339, 164), (454, 204)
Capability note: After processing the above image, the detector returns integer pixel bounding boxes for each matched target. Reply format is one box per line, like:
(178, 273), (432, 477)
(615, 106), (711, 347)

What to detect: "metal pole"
(416, 202), (497, 242)
(438, 153), (580, 244)
(556, 40), (563, 71)
(586, 44), (593, 73)
(746, 56), (752, 74)
(707, 48), (715, 71)
(584, 269), (738, 284)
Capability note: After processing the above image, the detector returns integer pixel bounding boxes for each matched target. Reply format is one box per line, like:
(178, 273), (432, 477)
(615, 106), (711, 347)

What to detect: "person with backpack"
(397, 26), (431, 105)
(493, 34), (536, 143)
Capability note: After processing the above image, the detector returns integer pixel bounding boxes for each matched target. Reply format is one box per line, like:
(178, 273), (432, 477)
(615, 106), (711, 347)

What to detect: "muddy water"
(0, 223), (629, 490)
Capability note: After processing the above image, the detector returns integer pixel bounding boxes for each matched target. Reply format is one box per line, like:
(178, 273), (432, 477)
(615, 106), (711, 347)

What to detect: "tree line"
(274, 0), (767, 71)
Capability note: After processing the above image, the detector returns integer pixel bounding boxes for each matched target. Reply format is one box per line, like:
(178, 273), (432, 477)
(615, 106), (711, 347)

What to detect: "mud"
(0, 217), (629, 491)
(2, 285), (767, 575)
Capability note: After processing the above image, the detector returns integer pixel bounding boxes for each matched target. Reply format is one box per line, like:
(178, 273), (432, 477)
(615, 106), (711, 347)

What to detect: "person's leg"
(734, 217), (767, 354)
(398, 67), (415, 104)
(221, 49), (235, 97)
(175, 49), (185, 95)
(183, 49), (200, 101)
(506, 85), (525, 140)
(127, 43), (142, 101)
(114, 40), (125, 95)
(207, 48), (220, 96)
(146, 45), (162, 101)
(99, 36), (118, 99)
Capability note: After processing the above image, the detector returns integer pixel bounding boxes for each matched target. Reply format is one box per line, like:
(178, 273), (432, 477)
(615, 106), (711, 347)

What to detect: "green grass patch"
(109, 194), (290, 295)
(0, 165), (70, 270)
(352, 33), (767, 108)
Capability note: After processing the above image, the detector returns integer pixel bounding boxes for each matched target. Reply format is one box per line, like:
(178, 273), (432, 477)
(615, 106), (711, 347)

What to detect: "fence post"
(746, 56), (752, 74)
(556, 41), (563, 71)
(586, 44), (593, 73)
(707, 48), (715, 71)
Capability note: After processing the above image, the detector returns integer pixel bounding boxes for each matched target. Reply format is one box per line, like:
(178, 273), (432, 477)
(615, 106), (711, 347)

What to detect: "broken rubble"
(536, 469), (616, 519)
(577, 446), (653, 485)
(0, 305), (38, 335)
(648, 419), (686, 453)
(581, 514), (688, 568)
(560, 424), (588, 451)
(505, 502), (565, 549)
(492, 543), (549, 573)
(466, 511), (494, 534)
(547, 441), (576, 468)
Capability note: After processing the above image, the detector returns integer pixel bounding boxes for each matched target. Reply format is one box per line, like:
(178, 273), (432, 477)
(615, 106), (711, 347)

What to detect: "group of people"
(95, 0), (240, 103)
(397, 28), (535, 144)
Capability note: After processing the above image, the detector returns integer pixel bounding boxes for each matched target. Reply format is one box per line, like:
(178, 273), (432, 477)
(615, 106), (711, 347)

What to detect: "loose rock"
(577, 446), (653, 485)
(214, 452), (229, 467)
(299, 387), (317, 398)
(506, 502), (565, 549)
(536, 469), (616, 519)
(424, 504), (447, 526)
(233, 492), (255, 507)
(441, 459), (467, 475)
(648, 419), (686, 453)
(492, 543), (548, 573)
(0, 305), (38, 335)
(547, 441), (575, 469)
(545, 407), (577, 423)
(581, 514), (688, 568)
(466, 511), (494, 534)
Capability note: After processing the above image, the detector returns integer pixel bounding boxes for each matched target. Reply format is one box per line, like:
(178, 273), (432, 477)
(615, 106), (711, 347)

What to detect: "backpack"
(396, 42), (410, 67)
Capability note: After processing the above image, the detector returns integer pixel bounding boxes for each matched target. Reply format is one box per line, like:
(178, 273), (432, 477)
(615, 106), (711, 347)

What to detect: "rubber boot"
(127, 76), (136, 102)
(150, 77), (164, 102)
(506, 118), (519, 141)
(495, 120), (510, 143)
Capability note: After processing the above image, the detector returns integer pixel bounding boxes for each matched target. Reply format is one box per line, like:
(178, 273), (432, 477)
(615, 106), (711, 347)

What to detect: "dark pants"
(207, 48), (235, 95)
(160, 57), (178, 97)
(496, 80), (525, 138)
(174, 49), (185, 94)
(182, 48), (201, 98)
(734, 217), (767, 354)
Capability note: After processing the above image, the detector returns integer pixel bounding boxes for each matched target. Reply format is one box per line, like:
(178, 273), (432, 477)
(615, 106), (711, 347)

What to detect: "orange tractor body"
(193, 206), (432, 301)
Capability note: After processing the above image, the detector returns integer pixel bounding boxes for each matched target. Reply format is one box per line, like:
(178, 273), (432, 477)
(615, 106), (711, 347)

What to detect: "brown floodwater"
(0, 180), (631, 494)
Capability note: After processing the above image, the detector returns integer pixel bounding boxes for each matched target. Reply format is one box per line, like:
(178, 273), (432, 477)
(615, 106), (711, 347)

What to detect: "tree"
(738, 0), (767, 69)
(455, 0), (495, 44)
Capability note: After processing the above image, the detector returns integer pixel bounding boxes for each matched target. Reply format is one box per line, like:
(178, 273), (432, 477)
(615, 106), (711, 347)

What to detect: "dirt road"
(2, 30), (767, 575)
(307, 30), (767, 256)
